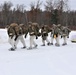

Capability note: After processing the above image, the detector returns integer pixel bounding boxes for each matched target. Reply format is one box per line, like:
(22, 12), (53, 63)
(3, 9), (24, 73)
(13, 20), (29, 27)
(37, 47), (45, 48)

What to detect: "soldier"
(57, 24), (71, 45)
(61, 26), (71, 45)
(41, 25), (51, 46)
(14, 24), (26, 49)
(25, 22), (38, 49)
(50, 24), (62, 46)
(7, 23), (18, 50)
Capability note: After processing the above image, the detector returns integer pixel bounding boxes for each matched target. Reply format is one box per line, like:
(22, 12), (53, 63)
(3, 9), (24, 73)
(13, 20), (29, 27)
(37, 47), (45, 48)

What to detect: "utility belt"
(42, 32), (48, 37)
(9, 33), (14, 39)
(29, 32), (35, 36)
(9, 33), (13, 36)
(62, 34), (67, 37)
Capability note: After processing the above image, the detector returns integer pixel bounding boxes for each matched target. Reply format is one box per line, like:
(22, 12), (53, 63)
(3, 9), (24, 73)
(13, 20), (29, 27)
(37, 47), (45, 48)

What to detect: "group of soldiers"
(6, 22), (71, 51)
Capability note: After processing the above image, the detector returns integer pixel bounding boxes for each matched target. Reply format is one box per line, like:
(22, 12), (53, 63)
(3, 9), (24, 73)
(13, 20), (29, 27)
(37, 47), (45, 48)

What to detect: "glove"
(25, 35), (27, 38)
(61, 36), (62, 38)
(36, 36), (38, 39)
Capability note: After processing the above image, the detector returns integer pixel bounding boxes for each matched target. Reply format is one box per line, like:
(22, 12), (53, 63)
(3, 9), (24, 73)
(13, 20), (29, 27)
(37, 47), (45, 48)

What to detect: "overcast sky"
(0, 0), (76, 10)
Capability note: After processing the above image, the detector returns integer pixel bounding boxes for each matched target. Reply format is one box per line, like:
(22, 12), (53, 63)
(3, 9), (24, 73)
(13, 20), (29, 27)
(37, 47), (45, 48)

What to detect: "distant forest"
(0, 0), (76, 30)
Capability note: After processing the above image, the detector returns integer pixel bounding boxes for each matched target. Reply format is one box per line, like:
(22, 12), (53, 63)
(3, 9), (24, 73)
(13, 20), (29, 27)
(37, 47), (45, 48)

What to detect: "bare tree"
(1, 1), (13, 25)
(55, 0), (69, 25)
(28, 0), (42, 23)
(13, 4), (25, 24)
(44, 0), (69, 25)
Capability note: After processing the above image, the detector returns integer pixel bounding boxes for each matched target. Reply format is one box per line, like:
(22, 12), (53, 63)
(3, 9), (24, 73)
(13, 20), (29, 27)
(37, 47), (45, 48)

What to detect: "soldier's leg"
(46, 36), (51, 45)
(14, 36), (20, 49)
(50, 36), (54, 45)
(33, 36), (38, 47)
(41, 38), (45, 46)
(55, 36), (60, 46)
(8, 37), (12, 45)
(29, 36), (34, 48)
(46, 36), (50, 42)
(62, 36), (67, 45)
(14, 37), (19, 48)
(19, 35), (26, 48)
(8, 36), (15, 50)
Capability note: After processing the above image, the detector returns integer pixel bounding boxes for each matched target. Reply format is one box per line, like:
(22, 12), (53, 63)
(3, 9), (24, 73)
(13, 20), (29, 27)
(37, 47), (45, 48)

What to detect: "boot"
(41, 44), (45, 46)
(9, 48), (15, 51)
(50, 43), (53, 45)
(21, 46), (26, 49)
(34, 44), (38, 48)
(47, 42), (51, 46)
(27, 47), (32, 50)
(62, 43), (67, 46)
(55, 43), (60, 47)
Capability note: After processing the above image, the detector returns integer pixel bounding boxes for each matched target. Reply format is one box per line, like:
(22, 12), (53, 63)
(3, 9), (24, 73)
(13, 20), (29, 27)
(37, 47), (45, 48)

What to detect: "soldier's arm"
(67, 28), (71, 33)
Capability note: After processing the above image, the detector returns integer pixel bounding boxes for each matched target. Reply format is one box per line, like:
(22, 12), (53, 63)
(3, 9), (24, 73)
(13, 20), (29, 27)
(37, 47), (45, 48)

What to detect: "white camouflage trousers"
(29, 35), (37, 48)
(14, 35), (26, 48)
(62, 36), (67, 44)
(8, 36), (15, 49)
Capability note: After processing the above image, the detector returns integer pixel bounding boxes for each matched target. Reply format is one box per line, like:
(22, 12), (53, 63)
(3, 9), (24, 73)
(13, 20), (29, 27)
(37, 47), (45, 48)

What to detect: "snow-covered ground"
(0, 29), (76, 75)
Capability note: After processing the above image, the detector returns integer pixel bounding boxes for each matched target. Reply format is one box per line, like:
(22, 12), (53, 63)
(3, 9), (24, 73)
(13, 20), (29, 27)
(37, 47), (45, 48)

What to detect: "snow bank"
(0, 29), (76, 75)
(0, 29), (8, 43)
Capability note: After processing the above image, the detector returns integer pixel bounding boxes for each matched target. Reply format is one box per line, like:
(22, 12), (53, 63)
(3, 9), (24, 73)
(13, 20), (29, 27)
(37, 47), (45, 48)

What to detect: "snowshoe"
(27, 46), (38, 50)
(9, 48), (15, 51)
(21, 46), (26, 49)
(27, 47), (32, 50)
(47, 42), (51, 46)
(50, 43), (53, 45)
(41, 44), (45, 46)
(34, 45), (38, 48)
(55, 43), (60, 47)
(62, 43), (67, 46)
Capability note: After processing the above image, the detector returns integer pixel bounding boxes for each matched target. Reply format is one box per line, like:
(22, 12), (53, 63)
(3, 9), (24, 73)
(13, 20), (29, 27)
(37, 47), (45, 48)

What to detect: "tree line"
(0, 0), (76, 30)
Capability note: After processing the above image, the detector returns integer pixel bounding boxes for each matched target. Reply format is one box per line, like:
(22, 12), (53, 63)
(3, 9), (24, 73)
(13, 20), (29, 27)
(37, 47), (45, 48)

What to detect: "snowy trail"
(0, 29), (76, 75)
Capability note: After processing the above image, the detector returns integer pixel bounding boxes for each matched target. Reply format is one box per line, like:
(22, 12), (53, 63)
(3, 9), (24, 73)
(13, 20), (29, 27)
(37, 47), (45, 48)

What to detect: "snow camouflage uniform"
(61, 26), (71, 45)
(14, 24), (27, 49)
(51, 24), (62, 46)
(41, 25), (51, 46)
(7, 23), (18, 50)
(25, 22), (38, 49)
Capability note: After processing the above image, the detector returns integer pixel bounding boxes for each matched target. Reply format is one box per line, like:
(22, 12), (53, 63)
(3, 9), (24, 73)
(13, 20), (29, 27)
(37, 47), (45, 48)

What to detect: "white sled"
(71, 35), (76, 43)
